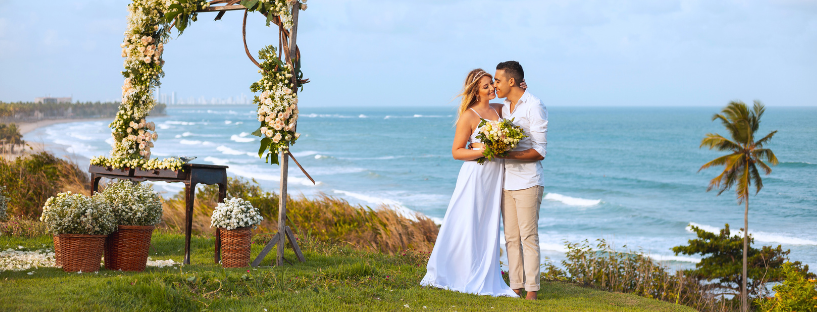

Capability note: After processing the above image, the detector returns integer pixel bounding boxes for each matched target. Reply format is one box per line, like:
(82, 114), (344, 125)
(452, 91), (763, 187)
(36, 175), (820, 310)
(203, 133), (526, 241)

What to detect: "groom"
(494, 61), (548, 300)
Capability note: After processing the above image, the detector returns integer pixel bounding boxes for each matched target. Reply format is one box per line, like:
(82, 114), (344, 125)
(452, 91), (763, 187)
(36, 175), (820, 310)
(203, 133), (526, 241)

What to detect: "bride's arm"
(452, 116), (485, 161)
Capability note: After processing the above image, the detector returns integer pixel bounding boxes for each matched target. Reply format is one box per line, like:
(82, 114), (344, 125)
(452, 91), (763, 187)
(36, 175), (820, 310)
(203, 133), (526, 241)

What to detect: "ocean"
(24, 105), (817, 272)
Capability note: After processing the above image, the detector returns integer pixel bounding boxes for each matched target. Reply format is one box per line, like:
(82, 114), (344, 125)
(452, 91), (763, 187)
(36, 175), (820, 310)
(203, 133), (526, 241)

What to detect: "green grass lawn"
(1, 232), (695, 311)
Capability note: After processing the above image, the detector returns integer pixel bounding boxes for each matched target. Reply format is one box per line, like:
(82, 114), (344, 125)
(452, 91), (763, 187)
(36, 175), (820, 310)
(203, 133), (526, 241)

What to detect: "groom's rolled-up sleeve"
(529, 102), (548, 157)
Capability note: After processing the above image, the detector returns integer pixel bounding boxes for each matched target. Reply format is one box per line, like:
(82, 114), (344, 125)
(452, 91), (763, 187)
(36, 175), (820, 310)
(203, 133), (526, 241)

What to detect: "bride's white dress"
(420, 108), (518, 297)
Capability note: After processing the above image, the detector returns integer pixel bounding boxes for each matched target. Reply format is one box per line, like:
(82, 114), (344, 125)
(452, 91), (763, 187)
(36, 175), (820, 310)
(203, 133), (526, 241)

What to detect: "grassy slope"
(0, 233), (694, 312)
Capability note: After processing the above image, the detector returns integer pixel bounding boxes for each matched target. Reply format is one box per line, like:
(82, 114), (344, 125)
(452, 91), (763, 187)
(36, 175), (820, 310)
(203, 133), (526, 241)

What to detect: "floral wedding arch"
(90, 0), (309, 171)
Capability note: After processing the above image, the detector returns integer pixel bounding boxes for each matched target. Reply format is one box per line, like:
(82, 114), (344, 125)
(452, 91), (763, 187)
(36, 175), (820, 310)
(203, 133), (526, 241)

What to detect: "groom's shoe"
(525, 292), (537, 300)
(513, 289), (523, 297)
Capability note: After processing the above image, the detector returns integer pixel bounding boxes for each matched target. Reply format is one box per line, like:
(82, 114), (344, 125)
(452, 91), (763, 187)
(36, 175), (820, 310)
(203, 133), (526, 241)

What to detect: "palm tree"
(699, 100), (778, 312)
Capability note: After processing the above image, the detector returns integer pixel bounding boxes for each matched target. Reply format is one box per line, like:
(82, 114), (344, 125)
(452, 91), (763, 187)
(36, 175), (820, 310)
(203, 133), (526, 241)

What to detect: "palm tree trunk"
(742, 198), (749, 312)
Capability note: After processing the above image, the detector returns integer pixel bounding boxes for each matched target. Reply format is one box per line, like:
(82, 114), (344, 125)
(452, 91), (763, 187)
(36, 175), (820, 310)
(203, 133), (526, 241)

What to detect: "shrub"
(673, 224), (814, 301)
(0, 215), (48, 237)
(97, 180), (163, 226)
(39, 192), (116, 235)
(560, 239), (731, 312)
(210, 197), (263, 230)
(0, 152), (89, 218)
(755, 262), (818, 312)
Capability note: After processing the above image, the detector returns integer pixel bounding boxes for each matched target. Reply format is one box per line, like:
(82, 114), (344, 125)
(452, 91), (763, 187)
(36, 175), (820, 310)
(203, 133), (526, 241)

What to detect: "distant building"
(34, 97), (72, 104)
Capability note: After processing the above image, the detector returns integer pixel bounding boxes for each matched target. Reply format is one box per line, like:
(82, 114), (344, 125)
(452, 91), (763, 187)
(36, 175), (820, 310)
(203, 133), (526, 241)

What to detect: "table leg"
(184, 182), (196, 265)
(215, 181), (227, 264)
(91, 174), (101, 194)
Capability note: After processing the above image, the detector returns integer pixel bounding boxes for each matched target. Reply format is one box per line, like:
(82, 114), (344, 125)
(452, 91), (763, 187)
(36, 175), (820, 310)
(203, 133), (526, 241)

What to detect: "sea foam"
(203, 156), (317, 186)
(544, 193), (601, 207)
(332, 190), (421, 221)
(216, 145), (247, 155)
(687, 222), (816, 246)
(230, 135), (255, 143)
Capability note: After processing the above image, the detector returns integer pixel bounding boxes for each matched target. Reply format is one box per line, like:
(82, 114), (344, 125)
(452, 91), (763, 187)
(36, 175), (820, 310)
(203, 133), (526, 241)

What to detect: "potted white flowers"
(97, 180), (163, 271)
(40, 192), (117, 272)
(211, 197), (263, 268)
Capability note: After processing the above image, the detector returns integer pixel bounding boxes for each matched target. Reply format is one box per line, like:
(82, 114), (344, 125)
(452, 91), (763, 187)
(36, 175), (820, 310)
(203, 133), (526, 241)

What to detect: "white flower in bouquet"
(97, 180), (163, 226)
(40, 192), (117, 236)
(210, 197), (263, 230)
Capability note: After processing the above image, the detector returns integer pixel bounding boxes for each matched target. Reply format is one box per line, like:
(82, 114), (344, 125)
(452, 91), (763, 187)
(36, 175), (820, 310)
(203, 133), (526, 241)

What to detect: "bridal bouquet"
(474, 118), (527, 164)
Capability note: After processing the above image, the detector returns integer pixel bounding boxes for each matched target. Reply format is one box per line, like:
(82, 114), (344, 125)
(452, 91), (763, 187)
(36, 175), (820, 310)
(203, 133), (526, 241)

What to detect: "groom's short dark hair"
(496, 61), (524, 85)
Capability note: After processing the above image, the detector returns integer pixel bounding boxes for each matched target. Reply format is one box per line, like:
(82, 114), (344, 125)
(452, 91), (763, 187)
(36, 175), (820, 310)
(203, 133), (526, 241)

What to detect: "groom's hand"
(501, 148), (543, 161)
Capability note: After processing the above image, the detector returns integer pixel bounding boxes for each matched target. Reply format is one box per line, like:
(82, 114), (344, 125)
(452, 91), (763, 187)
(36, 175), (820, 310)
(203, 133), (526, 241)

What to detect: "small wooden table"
(90, 163), (228, 265)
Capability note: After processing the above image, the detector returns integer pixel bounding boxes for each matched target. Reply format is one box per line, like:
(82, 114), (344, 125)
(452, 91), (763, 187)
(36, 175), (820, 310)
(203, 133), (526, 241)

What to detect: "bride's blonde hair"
(457, 68), (492, 118)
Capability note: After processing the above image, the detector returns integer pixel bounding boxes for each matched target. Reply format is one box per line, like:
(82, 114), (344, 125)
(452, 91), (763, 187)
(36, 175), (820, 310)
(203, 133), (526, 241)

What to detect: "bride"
(419, 69), (518, 297)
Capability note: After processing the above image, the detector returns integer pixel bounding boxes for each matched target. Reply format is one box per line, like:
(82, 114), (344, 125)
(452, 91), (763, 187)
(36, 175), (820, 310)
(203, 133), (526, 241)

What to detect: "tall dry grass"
(0, 152), (89, 218)
(160, 177), (439, 254)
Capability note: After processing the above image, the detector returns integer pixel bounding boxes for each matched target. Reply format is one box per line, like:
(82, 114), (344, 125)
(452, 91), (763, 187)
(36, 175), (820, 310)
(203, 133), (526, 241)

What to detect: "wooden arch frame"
(195, 0), (307, 267)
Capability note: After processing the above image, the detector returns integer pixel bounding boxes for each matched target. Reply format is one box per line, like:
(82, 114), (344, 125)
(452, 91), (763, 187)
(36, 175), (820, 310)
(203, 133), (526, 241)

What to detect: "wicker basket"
(53, 235), (62, 267)
(58, 234), (106, 272)
(219, 227), (252, 268)
(104, 225), (155, 271)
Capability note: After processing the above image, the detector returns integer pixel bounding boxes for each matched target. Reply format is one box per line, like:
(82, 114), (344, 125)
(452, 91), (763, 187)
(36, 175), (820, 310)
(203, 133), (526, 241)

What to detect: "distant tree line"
(0, 102), (166, 121)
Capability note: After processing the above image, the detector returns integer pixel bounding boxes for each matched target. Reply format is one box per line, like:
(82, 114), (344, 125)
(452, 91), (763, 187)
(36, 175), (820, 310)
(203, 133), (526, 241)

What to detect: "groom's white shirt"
(502, 90), (548, 191)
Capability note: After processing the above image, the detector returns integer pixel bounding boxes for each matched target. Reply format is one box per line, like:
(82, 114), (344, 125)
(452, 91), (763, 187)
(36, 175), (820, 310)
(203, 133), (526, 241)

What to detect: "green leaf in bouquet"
(247, 0), (259, 11)
(258, 137), (271, 157)
(251, 128), (263, 137)
(269, 151), (280, 165)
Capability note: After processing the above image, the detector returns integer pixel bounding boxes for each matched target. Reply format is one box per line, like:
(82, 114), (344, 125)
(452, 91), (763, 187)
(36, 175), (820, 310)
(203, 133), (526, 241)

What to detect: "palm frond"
(700, 133), (742, 151)
(723, 101), (753, 144)
(736, 163), (750, 204)
(699, 153), (737, 172)
(715, 166), (738, 196)
(755, 130), (777, 147)
(706, 154), (743, 195)
(711, 113), (743, 144)
(752, 100), (765, 133)
(752, 148), (779, 166)
(755, 159), (772, 175)
(750, 162), (763, 195)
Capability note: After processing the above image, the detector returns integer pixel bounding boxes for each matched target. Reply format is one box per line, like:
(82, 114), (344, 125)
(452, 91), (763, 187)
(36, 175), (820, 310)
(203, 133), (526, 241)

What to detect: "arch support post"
(250, 3), (305, 267)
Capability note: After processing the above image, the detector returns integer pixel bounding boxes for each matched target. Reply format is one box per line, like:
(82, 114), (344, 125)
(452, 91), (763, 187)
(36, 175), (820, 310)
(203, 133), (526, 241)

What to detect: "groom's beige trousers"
(502, 185), (543, 292)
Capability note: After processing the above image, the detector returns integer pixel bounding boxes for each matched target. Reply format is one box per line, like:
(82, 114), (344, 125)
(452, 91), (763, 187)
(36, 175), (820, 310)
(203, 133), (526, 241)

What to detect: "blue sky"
(0, 0), (816, 107)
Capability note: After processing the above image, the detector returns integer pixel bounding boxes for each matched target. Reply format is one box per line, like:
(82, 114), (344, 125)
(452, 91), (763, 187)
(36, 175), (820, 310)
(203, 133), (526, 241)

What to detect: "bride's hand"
(519, 79), (527, 90)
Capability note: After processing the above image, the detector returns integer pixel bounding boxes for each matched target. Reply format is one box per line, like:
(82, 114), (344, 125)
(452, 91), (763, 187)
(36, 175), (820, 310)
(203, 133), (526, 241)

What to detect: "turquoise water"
(25, 105), (817, 271)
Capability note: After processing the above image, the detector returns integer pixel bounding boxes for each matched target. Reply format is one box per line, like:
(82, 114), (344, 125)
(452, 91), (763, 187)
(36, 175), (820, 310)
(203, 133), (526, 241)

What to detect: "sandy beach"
(1, 117), (110, 160)
(16, 117), (110, 135)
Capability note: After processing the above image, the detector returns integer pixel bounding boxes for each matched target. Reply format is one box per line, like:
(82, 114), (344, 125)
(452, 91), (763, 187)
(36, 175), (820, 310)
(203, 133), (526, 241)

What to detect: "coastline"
(16, 117), (111, 135)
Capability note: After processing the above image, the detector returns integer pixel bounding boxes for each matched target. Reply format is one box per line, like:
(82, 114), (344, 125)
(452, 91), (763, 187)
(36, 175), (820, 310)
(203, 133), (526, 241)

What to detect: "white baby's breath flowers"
(210, 197), (263, 230)
(0, 249), (57, 272)
(39, 192), (117, 236)
(90, 155), (183, 171)
(98, 180), (163, 226)
(146, 257), (178, 268)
